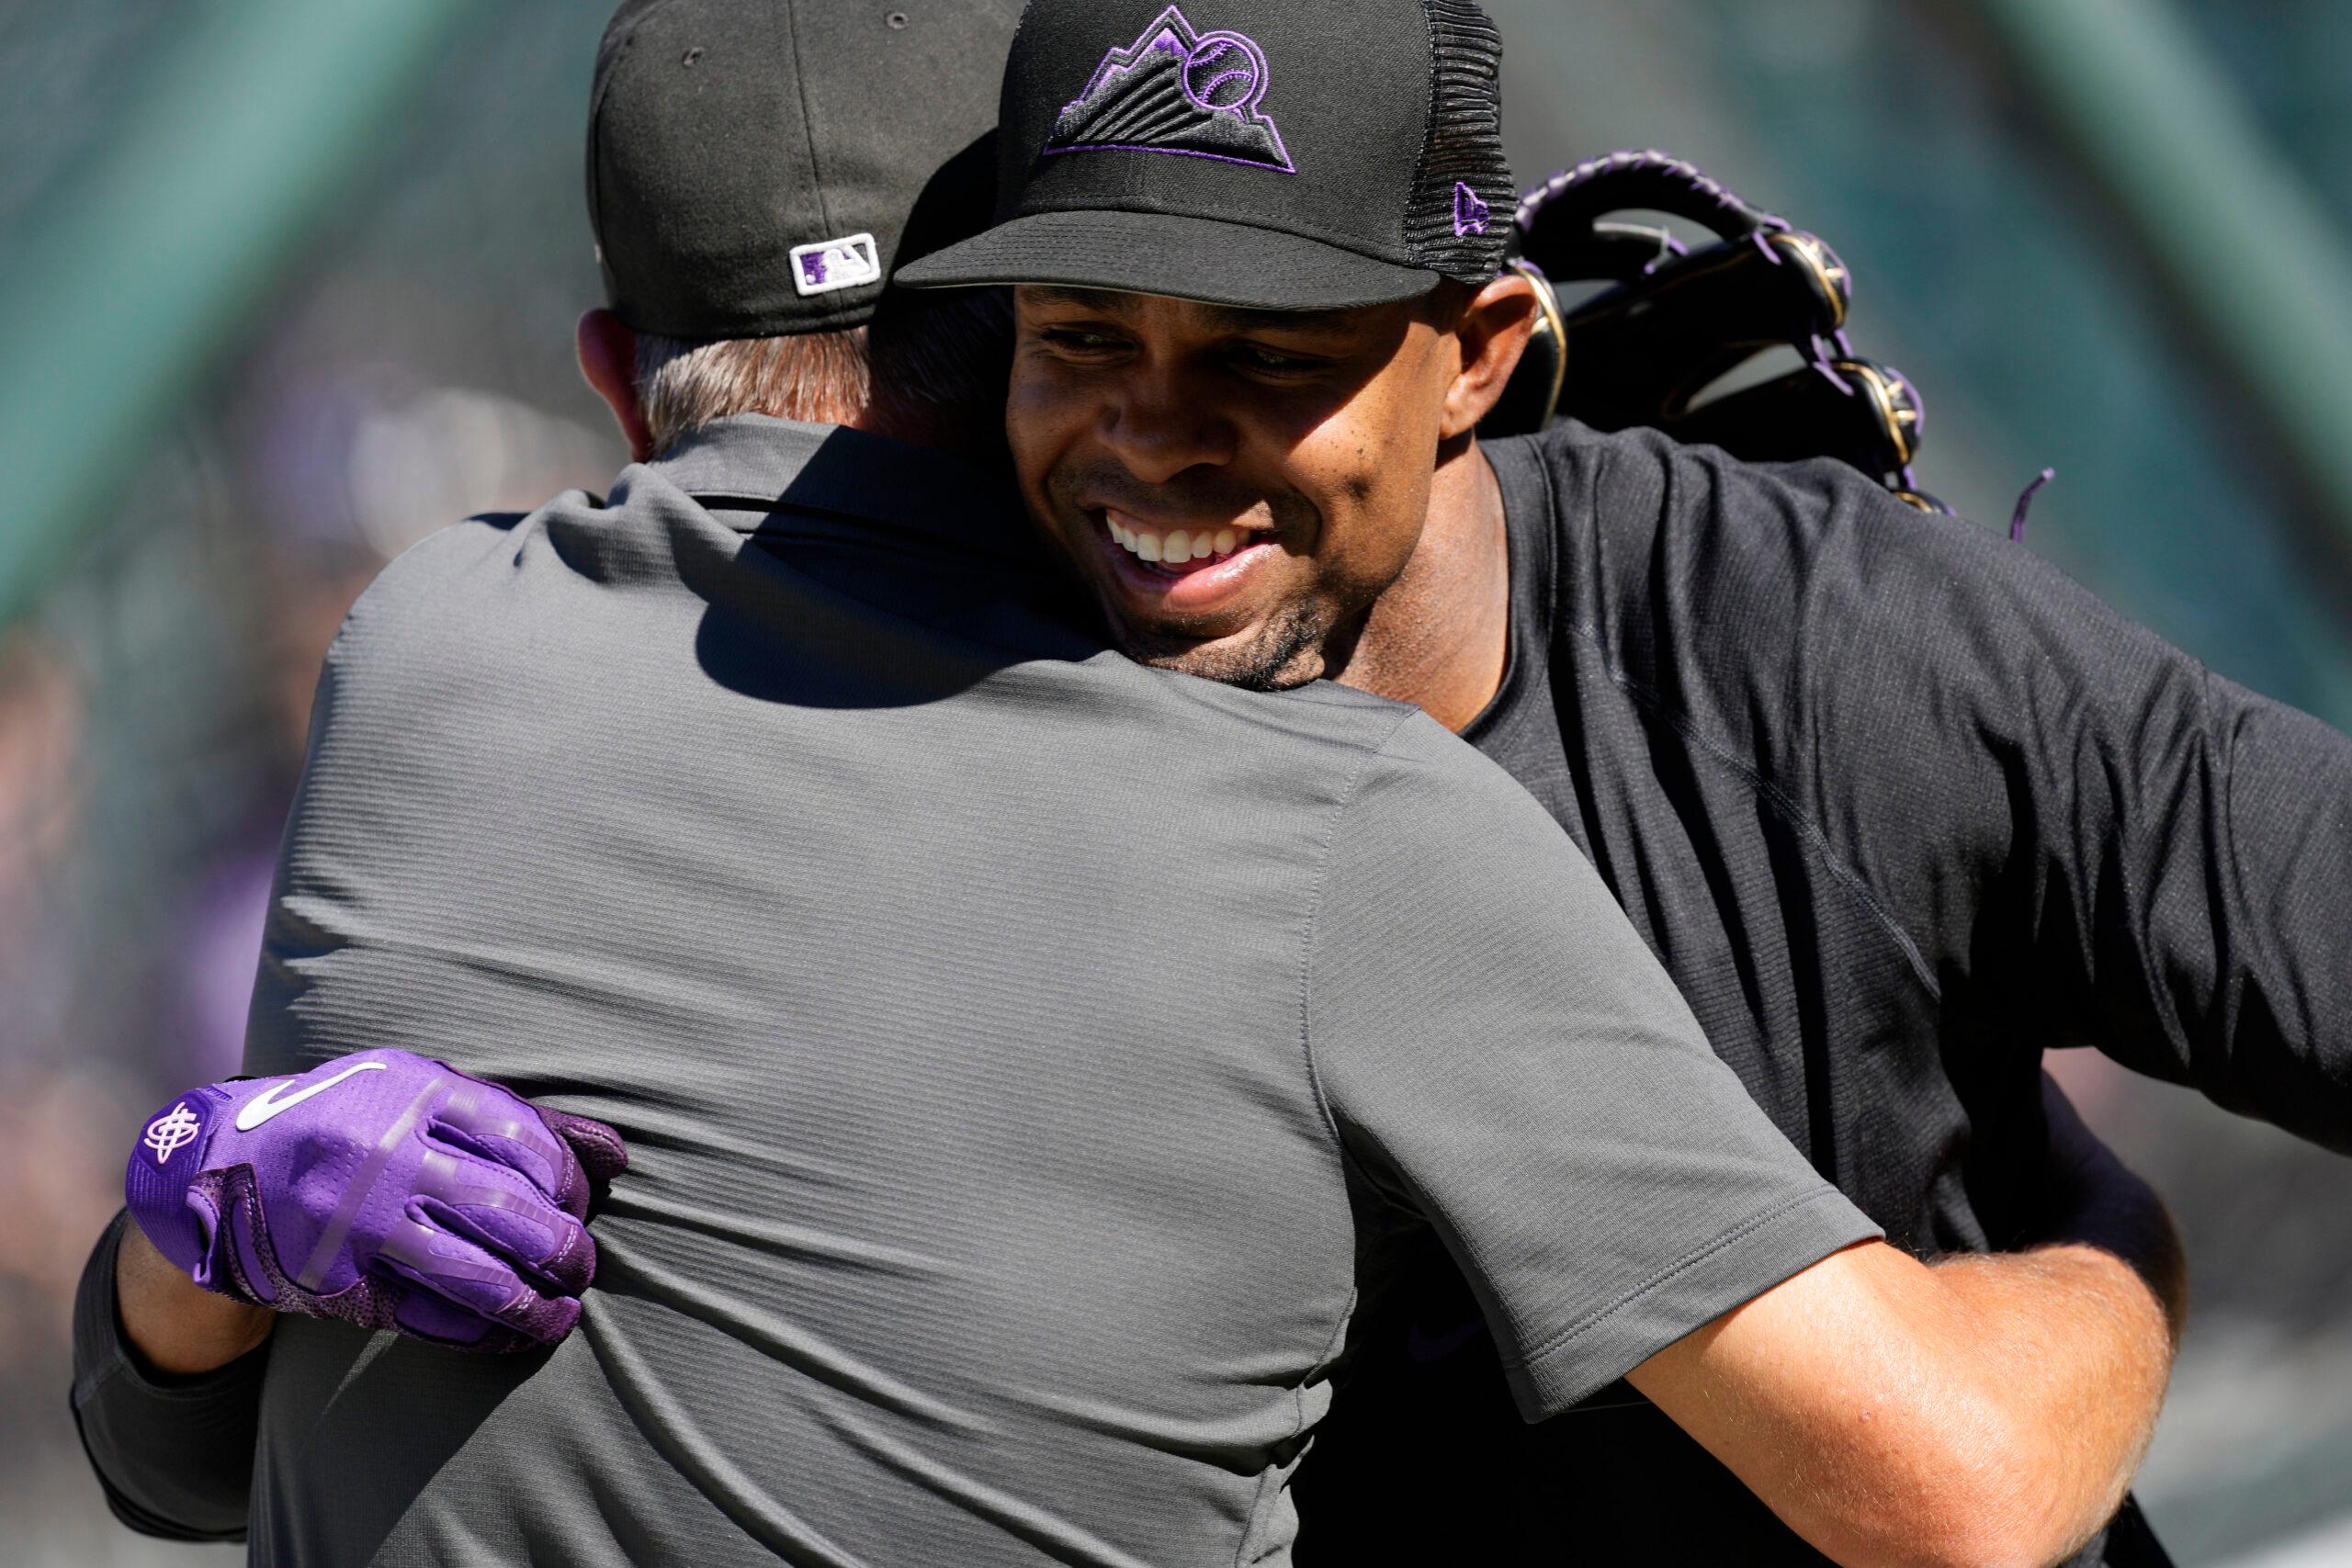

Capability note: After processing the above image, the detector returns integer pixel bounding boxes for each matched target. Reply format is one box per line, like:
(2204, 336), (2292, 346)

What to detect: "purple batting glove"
(124, 1048), (628, 1354)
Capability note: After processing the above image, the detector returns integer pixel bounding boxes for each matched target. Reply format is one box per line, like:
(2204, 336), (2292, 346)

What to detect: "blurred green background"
(3, 1), (2348, 1562)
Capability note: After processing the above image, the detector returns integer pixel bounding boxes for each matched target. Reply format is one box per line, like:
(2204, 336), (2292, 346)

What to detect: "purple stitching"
(1453, 182), (1491, 238)
(1045, 6), (1295, 175)
(1181, 35), (1263, 112)
(1046, 142), (1298, 174)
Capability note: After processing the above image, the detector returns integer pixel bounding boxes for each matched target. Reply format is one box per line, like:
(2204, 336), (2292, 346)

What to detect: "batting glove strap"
(124, 1084), (237, 1287)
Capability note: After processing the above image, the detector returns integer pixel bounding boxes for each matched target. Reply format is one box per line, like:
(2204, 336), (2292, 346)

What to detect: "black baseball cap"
(897, 0), (1514, 310)
(588, 0), (1023, 340)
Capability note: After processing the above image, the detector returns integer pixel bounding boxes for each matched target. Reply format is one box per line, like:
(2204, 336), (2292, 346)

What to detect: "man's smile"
(1087, 507), (1287, 619)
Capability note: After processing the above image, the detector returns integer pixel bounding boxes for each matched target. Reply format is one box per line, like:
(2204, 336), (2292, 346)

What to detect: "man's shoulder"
(331, 491), (619, 666)
(1494, 422), (2035, 668)
(1340, 705), (1592, 873)
(345, 491), (606, 621)
(1487, 423), (2053, 852)
(1496, 420), (1972, 559)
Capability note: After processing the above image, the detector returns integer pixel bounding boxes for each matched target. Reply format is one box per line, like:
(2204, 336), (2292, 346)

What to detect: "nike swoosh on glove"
(124, 1049), (628, 1353)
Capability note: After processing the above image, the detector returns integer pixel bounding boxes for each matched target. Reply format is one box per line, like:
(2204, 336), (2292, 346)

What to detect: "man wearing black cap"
(904, 0), (2352, 1562)
(71, 2), (2213, 1565)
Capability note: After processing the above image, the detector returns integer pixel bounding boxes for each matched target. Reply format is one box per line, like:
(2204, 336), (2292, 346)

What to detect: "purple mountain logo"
(1046, 6), (1295, 175)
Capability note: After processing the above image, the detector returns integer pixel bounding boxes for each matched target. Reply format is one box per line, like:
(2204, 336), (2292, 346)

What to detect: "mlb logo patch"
(791, 232), (883, 298)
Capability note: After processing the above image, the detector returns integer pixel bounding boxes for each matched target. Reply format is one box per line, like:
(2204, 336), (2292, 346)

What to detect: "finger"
(539, 1108), (629, 1191)
(427, 1078), (574, 1201)
(408, 1147), (599, 1298)
(377, 1218), (583, 1352)
(376, 1212), (530, 1319)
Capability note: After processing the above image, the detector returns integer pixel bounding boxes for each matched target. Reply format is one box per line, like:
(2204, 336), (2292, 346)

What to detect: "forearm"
(115, 1222), (277, 1374)
(71, 1212), (272, 1540)
(1630, 1240), (2165, 1568)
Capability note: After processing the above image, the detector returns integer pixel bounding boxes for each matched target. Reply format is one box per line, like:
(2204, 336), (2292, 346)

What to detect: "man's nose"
(1097, 366), (1237, 486)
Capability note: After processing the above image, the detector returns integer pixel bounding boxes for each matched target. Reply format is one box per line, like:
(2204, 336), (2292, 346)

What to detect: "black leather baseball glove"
(1484, 149), (1947, 515)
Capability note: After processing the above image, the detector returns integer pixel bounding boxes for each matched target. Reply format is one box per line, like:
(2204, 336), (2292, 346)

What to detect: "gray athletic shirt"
(74, 417), (1875, 1565)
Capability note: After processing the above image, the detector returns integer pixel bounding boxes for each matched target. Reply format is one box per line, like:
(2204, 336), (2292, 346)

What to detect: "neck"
(1329, 437), (1511, 734)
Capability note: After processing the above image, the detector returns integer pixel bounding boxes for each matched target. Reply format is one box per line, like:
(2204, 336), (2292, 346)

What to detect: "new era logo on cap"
(1453, 182), (1490, 237)
(1046, 5), (1295, 175)
(791, 232), (884, 298)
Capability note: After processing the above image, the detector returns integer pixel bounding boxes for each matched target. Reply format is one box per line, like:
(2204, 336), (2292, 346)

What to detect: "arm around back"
(1302, 715), (1884, 1419)
(1630, 1235), (2170, 1568)
(72, 1213), (271, 1540)
(1302, 714), (2163, 1566)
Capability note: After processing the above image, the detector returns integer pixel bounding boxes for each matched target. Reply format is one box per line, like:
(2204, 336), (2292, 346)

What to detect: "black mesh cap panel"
(1403, 0), (1512, 286)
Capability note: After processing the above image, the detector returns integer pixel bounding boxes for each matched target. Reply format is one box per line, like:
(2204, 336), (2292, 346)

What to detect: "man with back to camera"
(896, 0), (2352, 1561)
(67, 3), (2224, 1565)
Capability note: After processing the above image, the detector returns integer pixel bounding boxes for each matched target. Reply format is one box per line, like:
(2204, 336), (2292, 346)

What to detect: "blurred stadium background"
(4, 1), (2349, 1562)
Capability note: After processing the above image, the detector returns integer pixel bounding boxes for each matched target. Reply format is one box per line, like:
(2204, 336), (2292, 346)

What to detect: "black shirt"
(1295, 423), (2352, 1566)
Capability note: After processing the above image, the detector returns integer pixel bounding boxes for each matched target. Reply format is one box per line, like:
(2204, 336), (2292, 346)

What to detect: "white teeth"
(1107, 513), (1253, 566)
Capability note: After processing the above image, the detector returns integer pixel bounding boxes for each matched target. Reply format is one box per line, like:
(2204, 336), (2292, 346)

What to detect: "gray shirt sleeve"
(1305, 716), (1881, 1422)
(68, 1211), (264, 1541)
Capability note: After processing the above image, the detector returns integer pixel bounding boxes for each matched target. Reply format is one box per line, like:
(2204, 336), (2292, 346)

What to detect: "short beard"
(1120, 597), (1335, 691)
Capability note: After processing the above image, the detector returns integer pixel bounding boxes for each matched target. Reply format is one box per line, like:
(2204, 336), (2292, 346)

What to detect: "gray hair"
(635, 289), (1012, 457)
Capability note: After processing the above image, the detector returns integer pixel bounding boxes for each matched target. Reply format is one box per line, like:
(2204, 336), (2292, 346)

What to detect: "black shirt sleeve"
(69, 1210), (266, 1542)
(1574, 427), (2352, 1155)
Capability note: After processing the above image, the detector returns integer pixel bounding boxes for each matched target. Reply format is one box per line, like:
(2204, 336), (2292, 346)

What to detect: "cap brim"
(895, 209), (1440, 310)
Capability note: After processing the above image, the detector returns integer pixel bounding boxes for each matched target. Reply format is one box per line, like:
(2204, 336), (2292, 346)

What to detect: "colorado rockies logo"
(143, 1101), (203, 1166)
(1046, 6), (1295, 175)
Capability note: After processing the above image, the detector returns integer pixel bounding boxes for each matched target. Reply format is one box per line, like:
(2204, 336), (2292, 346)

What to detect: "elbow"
(1826, 1502), (2075, 1568)
(1883, 1515), (2075, 1568)
(1814, 1404), (2092, 1568)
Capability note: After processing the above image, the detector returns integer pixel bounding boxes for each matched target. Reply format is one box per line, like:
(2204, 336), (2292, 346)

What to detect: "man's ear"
(576, 308), (655, 463)
(1439, 273), (1541, 442)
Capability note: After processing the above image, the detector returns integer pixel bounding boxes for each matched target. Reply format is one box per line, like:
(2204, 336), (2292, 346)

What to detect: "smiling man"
(1006, 282), (1515, 722)
(905, 0), (2352, 1562)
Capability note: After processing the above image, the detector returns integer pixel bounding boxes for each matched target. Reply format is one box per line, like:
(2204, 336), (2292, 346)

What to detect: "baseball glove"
(1483, 150), (1946, 514)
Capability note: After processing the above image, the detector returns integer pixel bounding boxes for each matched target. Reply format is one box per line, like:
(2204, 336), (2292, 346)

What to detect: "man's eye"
(1230, 344), (1320, 375)
(1040, 327), (1127, 356)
